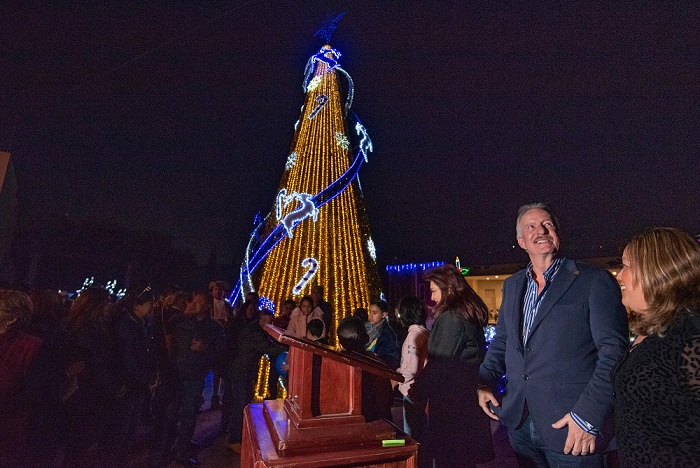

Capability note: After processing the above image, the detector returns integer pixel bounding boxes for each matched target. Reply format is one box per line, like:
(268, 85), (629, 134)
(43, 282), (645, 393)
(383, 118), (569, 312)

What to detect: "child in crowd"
(287, 295), (324, 339)
(337, 317), (392, 422)
(366, 300), (400, 369)
(353, 307), (369, 323)
(306, 318), (328, 345)
(396, 296), (429, 442)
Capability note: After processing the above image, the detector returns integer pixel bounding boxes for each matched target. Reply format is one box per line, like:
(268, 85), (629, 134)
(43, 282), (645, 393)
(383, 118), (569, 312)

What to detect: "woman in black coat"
(613, 228), (700, 467)
(413, 265), (494, 468)
(106, 285), (158, 467)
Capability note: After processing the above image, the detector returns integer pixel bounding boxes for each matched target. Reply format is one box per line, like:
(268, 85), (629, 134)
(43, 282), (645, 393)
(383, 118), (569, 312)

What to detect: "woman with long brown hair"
(413, 265), (494, 467)
(613, 227), (700, 467)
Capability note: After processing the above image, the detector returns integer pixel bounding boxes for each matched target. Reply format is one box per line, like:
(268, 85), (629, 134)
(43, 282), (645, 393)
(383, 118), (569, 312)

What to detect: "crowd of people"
(1, 203), (699, 468)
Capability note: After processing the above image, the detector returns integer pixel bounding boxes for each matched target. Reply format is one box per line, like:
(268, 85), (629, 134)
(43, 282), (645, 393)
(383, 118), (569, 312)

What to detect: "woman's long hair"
(69, 287), (112, 334)
(423, 265), (488, 327)
(625, 227), (700, 336)
(398, 296), (426, 327)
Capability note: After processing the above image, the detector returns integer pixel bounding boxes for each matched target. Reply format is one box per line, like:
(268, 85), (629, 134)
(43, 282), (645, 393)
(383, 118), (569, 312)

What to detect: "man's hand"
(477, 388), (500, 421)
(552, 413), (596, 455)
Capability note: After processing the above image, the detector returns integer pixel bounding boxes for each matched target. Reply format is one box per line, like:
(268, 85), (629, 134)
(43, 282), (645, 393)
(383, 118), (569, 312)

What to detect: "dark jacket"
(371, 321), (400, 370)
(172, 315), (226, 380)
(228, 320), (286, 376)
(68, 319), (122, 401)
(316, 300), (333, 335)
(414, 309), (494, 465)
(116, 310), (157, 390)
(479, 258), (629, 451)
(224, 313), (255, 360)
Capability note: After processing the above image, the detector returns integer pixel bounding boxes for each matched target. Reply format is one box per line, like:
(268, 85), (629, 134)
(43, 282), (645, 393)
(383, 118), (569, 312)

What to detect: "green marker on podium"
(382, 439), (406, 447)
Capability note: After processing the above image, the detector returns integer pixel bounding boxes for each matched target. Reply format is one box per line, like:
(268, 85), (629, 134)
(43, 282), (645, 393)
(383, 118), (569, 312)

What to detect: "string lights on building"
(385, 261), (445, 272)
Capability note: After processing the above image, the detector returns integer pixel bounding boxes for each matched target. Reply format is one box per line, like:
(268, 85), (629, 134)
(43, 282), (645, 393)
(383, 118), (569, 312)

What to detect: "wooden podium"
(240, 325), (418, 467)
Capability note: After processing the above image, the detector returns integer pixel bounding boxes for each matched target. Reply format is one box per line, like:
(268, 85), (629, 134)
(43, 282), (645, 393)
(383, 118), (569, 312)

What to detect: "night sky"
(2, 1), (699, 272)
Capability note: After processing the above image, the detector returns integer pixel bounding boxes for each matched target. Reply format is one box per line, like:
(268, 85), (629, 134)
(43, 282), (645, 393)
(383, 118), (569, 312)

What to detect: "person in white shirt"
(397, 296), (429, 442)
(209, 281), (232, 324)
(286, 295), (324, 339)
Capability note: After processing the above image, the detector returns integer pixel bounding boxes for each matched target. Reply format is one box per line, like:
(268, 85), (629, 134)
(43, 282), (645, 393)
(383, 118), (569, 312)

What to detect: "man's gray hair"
(515, 202), (559, 238)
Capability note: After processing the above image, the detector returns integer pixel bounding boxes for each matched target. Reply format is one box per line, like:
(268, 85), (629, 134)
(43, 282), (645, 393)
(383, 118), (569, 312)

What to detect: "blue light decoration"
(292, 257), (319, 295)
(304, 47), (341, 88)
(303, 46), (354, 113)
(240, 213), (268, 297)
(385, 261), (446, 273)
(313, 12), (346, 43)
(259, 296), (276, 313)
(229, 44), (374, 303)
(484, 324), (496, 344)
(307, 94), (329, 120)
(75, 277), (126, 298)
(275, 189), (319, 238)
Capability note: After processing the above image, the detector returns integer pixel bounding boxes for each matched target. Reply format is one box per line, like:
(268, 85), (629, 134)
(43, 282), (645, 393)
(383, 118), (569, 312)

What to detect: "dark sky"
(2, 1), (699, 269)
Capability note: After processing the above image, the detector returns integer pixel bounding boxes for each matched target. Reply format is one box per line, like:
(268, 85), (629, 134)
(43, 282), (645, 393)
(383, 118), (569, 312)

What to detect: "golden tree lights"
(246, 45), (381, 400)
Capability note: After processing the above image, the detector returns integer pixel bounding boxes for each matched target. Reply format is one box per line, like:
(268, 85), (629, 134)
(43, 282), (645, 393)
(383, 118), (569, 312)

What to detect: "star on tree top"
(314, 12), (346, 43)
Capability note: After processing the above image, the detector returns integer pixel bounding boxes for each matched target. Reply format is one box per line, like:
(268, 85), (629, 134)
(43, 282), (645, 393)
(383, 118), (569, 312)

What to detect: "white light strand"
(355, 122), (373, 162)
(367, 238), (377, 261)
(335, 67), (354, 114)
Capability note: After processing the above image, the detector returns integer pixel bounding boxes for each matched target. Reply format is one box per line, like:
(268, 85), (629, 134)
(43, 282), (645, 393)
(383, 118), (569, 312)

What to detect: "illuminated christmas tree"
(232, 43), (381, 352)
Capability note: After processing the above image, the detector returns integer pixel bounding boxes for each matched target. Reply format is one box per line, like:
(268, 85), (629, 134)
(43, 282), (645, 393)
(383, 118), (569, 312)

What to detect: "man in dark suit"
(478, 203), (629, 467)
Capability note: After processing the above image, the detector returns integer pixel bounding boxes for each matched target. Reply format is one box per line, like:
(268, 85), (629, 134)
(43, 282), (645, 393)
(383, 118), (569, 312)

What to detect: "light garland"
(253, 355), (271, 402)
(386, 261), (446, 272)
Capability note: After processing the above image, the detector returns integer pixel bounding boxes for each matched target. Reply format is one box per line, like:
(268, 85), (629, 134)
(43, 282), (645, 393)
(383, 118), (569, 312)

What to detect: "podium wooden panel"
(239, 325), (418, 467)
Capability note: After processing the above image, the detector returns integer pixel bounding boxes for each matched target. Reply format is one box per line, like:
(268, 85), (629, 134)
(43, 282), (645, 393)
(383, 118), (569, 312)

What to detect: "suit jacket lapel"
(509, 271), (527, 344)
(528, 258), (578, 339)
